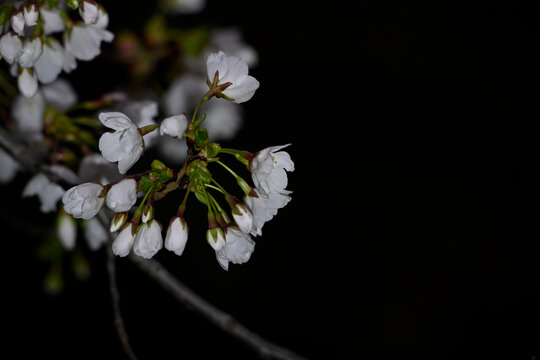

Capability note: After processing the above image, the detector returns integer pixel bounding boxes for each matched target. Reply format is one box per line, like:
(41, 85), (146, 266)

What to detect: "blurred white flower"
(67, 23), (113, 61)
(157, 136), (188, 165)
(57, 210), (77, 250)
(112, 223), (135, 257)
(42, 78), (78, 110)
(23, 173), (66, 213)
(206, 51), (259, 103)
(106, 178), (137, 213)
(62, 182), (105, 219)
(98, 112), (144, 174)
(40, 6), (65, 35)
(10, 11), (25, 36)
(0, 32), (23, 64)
(23, 4), (39, 26)
(251, 144), (294, 197)
(245, 189), (292, 237)
(48, 164), (80, 185)
(17, 37), (43, 68)
(216, 229), (255, 271)
(34, 38), (64, 84)
(169, 0), (206, 14)
(163, 73), (205, 115)
(78, 153), (121, 185)
(133, 220), (163, 259)
(160, 114), (188, 138)
(0, 148), (20, 184)
(84, 217), (109, 251)
(164, 217), (188, 256)
(17, 68), (38, 98)
(202, 100), (242, 141)
(207, 28), (258, 67)
(11, 91), (45, 140)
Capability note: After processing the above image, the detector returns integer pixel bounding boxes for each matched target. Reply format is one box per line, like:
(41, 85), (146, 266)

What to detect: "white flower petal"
(17, 68), (38, 98)
(34, 38), (64, 84)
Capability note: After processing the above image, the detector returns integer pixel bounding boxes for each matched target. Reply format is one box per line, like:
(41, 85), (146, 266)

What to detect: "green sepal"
(66, 0), (79, 10)
(194, 127), (209, 150)
(150, 160), (174, 183)
(202, 142), (221, 160)
(139, 176), (155, 193)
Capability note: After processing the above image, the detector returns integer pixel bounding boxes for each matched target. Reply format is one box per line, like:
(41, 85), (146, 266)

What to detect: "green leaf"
(0, 5), (14, 25)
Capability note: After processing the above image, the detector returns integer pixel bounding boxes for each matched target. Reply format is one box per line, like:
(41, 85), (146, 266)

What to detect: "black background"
(2, 0), (539, 359)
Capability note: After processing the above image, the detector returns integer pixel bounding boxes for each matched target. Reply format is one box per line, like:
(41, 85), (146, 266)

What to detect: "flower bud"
(159, 114), (188, 138)
(133, 220), (163, 259)
(79, 0), (99, 24)
(110, 212), (128, 232)
(230, 203), (252, 233)
(106, 178), (137, 212)
(206, 228), (226, 251)
(57, 210), (77, 250)
(112, 223), (135, 257)
(23, 3), (39, 26)
(164, 217), (188, 256)
(142, 204), (154, 223)
(17, 68), (38, 98)
(18, 37), (43, 68)
(11, 11), (25, 36)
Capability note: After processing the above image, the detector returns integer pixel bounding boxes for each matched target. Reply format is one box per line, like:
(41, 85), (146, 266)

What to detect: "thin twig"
(129, 255), (309, 360)
(101, 213), (139, 360)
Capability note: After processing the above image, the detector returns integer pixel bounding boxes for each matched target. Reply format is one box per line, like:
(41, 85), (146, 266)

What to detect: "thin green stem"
(204, 184), (224, 194)
(216, 160), (239, 178)
(131, 181), (157, 225)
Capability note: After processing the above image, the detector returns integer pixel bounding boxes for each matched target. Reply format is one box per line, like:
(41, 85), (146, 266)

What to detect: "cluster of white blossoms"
(0, 0), (113, 98)
(59, 51), (294, 270)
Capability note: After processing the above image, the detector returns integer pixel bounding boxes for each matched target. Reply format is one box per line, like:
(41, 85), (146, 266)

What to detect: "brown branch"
(128, 255), (309, 360)
(106, 243), (139, 360)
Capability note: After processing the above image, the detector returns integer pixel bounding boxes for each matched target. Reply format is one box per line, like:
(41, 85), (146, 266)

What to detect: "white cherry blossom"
(42, 79), (78, 110)
(160, 114), (188, 138)
(206, 51), (259, 103)
(251, 144), (294, 197)
(245, 189), (292, 237)
(62, 182), (105, 220)
(164, 217), (188, 256)
(169, 0), (206, 14)
(23, 173), (66, 213)
(23, 4), (39, 26)
(0, 32), (23, 64)
(11, 91), (45, 140)
(17, 37), (43, 68)
(10, 11), (25, 36)
(17, 68), (38, 98)
(133, 220), (163, 259)
(40, 6), (65, 35)
(84, 217), (109, 251)
(112, 223), (135, 257)
(98, 112), (144, 174)
(216, 229), (255, 271)
(106, 178), (137, 212)
(0, 148), (20, 184)
(57, 211), (77, 250)
(79, 1), (99, 24)
(34, 38), (64, 84)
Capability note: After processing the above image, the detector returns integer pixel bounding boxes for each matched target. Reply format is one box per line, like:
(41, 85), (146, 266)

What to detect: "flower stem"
(131, 181), (157, 225)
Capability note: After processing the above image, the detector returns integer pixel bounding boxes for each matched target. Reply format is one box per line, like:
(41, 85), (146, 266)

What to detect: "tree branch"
(128, 254), (308, 360)
(106, 241), (139, 360)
